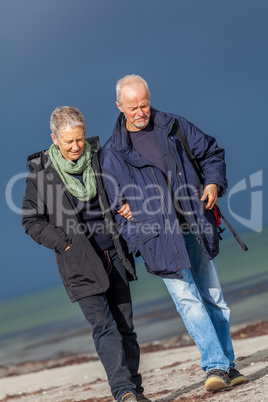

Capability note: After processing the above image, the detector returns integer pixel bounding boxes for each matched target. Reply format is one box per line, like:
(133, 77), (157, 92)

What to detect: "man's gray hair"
(50, 106), (86, 139)
(116, 74), (151, 105)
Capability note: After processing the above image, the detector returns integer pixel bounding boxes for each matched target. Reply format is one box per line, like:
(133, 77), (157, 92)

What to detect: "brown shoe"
(137, 395), (152, 401)
(119, 393), (138, 402)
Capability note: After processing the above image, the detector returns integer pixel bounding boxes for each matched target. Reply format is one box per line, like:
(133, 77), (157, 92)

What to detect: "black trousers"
(78, 247), (143, 401)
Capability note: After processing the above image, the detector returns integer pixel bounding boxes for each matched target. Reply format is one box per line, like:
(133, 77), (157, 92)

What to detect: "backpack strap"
(173, 124), (203, 183)
(172, 122), (248, 251)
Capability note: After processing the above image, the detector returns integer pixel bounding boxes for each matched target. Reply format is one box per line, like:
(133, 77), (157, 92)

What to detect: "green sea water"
(0, 228), (267, 366)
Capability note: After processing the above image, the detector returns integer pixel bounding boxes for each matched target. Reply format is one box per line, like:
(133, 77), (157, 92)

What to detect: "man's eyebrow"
(128, 102), (149, 108)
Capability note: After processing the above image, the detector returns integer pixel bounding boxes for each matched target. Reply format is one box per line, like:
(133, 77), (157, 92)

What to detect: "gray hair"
(50, 106), (86, 139)
(116, 74), (151, 105)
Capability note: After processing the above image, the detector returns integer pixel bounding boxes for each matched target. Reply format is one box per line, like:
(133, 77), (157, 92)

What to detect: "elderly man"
(100, 75), (247, 392)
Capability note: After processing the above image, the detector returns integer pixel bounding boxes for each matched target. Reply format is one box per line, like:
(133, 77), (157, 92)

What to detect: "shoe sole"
(230, 375), (247, 386)
(205, 376), (232, 392)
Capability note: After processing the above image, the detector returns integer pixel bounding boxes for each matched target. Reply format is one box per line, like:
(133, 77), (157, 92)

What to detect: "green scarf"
(48, 141), (97, 201)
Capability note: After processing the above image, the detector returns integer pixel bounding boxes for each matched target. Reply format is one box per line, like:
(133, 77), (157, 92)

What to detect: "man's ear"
(116, 101), (123, 113)
(51, 133), (58, 146)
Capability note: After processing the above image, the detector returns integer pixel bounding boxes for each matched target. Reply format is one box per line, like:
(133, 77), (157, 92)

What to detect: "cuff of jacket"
(58, 240), (71, 254)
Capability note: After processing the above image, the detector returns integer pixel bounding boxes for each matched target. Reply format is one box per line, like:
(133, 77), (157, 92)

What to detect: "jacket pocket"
(61, 235), (97, 284)
(139, 220), (161, 244)
(137, 220), (161, 270)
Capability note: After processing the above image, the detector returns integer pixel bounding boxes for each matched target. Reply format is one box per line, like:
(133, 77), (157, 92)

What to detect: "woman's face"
(51, 126), (85, 161)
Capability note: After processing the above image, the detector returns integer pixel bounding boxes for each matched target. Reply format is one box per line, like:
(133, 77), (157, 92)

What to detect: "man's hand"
(200, 184), (218, 210)
(117, 203), (134, 220)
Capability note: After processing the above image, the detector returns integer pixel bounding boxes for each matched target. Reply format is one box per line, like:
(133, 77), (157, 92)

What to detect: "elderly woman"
(22, 107), (147, 402)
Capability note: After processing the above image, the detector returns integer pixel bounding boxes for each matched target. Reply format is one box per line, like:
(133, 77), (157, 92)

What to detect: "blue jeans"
(78, 247), (143, 401)
(163, 232), (235, 373)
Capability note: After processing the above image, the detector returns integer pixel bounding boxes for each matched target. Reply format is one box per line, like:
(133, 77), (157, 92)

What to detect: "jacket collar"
(111, 107), (174, 165)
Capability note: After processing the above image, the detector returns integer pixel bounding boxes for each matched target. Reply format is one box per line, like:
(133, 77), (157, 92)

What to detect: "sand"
(0, 321), (268, 402)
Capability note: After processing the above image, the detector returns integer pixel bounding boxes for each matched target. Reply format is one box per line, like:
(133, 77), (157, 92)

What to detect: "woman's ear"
(51, 133), (58, 146)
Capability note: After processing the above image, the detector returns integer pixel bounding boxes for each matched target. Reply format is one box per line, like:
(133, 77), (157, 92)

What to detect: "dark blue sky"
(1, 0), (267, 300)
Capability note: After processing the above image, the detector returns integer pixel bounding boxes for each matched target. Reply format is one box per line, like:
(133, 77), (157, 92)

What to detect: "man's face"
(116, 83), (150, 132)
(51, 126), (85, 161)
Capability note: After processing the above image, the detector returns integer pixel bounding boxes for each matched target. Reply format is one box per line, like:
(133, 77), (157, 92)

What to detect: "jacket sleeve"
(100, 152), (140, 256)
(179, 118), (227, 197)
(22, 173), (70, 253)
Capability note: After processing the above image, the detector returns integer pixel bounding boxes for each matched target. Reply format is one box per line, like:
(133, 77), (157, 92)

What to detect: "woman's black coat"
(22, 136), (136, 302)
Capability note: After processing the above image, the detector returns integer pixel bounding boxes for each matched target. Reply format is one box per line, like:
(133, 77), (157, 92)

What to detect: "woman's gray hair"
(116, 74), (151, 105)
(50, 106), (86, 139)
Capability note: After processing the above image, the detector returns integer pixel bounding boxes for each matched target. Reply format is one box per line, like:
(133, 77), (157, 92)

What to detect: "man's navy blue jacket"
(101, 107), (227, 279)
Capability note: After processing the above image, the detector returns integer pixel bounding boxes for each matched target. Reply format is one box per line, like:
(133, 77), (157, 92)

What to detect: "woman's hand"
(117, 203), (134, 220)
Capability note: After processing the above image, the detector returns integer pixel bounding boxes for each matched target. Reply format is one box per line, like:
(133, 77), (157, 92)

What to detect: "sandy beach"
(0, 321), (267, 402)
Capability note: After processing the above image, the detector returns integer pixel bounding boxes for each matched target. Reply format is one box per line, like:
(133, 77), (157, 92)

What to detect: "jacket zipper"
(150, 166), (179, 257)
